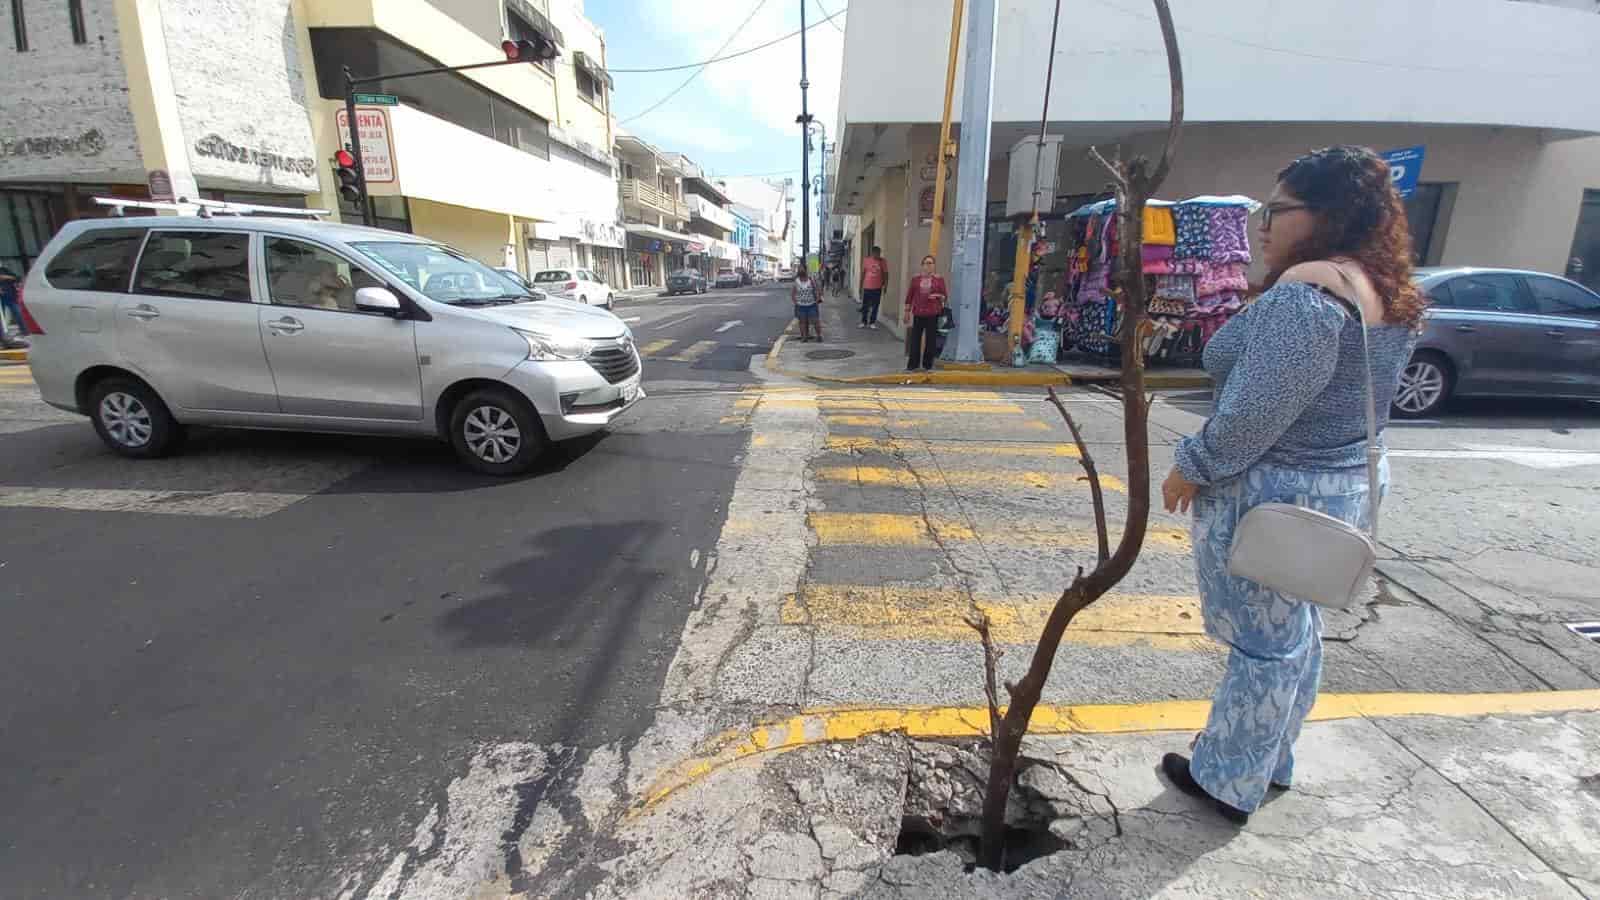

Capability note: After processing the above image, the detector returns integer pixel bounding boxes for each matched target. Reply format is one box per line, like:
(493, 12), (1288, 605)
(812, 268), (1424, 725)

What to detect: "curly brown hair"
(1264, 146), (1427, 328)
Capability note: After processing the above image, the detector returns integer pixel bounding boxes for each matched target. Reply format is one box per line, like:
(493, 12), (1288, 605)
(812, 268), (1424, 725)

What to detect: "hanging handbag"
(1225, 267), (1382, 610)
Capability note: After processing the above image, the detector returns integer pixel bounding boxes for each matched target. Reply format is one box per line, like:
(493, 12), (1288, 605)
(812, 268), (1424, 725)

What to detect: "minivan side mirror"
(355, 286), (403, 315)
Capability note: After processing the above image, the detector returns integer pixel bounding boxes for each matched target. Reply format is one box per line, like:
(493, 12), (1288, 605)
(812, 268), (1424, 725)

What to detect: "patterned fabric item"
(1207, 206), (1253, 263)
(1187, 459), (1387, 813)
(1142, 243), (1174, 274)
(1143, 206), (1177, 245)
(1028, 327), (1061, 363)
(1155, 274), (1197, 302)
(1195, 262), (1249, 298)
(1173, 204), (1213, 259)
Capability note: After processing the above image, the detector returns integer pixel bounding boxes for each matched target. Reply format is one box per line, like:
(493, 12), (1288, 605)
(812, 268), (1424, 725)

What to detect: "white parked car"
(532, 267), (614, 309)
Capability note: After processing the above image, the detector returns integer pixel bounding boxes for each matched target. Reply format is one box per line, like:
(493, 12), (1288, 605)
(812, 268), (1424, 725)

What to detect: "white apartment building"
(723, 176), (792, 273)
(0, 0), (625, 286)
(827, 0), (1600, 335)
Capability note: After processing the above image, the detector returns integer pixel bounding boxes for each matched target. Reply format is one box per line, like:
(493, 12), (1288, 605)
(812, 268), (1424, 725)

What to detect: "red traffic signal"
(502, 36), (557, 63)
(333, 149), (362, 203)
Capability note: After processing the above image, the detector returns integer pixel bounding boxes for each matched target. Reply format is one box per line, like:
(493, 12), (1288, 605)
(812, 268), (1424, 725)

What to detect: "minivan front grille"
(588, 344), (640, 384)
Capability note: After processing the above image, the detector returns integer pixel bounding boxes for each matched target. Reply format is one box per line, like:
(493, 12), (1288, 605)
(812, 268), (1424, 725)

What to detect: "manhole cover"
(806, 349), (855, 360)
(1566, 622), (1600, 644)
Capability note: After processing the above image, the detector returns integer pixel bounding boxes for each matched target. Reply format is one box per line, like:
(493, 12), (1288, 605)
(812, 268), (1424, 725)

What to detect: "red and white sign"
(334, 107), (397, 184)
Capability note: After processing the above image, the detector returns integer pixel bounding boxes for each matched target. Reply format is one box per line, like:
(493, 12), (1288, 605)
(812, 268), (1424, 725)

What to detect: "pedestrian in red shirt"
(859, 245), (888, 329)
(904, 254), (947, 371)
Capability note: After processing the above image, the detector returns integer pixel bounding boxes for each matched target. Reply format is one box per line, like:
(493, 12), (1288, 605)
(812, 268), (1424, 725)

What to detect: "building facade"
(616, 131), (689, 288)
(1, 0), (625, 285)
(828, 0), (1600, 335)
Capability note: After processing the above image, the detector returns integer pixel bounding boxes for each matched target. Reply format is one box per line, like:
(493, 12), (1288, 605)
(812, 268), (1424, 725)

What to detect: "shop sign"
(2, 128), (106, 159)
(687, 241), (707, 253)
(334, 108), (397, 184)
(147, 169), (174, 202)
(193, 133), (316, 177)
(1381, 146), (1425, 199)
(919, 186), (936, 223)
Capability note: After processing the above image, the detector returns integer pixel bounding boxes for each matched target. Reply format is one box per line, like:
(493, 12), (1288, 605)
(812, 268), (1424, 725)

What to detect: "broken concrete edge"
(631, 688), (1600, 820)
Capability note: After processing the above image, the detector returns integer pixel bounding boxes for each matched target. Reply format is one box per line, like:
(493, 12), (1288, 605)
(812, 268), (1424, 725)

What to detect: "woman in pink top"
(903, 254), (948, 371)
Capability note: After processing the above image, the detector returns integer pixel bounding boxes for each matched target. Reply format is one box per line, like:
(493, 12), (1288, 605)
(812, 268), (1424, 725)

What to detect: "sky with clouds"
(584, 0), (847, 236)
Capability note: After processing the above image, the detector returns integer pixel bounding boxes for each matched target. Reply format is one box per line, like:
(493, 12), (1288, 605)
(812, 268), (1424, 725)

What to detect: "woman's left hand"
(1161, 467), (1200, 514)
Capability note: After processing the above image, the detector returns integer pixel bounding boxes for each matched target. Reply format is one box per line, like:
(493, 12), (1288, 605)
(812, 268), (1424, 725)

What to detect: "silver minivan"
(23, 216), (643, 474)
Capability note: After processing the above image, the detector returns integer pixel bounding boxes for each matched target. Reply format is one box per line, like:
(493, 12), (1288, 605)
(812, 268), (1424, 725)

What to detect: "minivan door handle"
(1545, 329), (1566, 338)
(268, 316), (304, 334)
(1453, 324), (1475, 333)
(125, 304), (160, 321)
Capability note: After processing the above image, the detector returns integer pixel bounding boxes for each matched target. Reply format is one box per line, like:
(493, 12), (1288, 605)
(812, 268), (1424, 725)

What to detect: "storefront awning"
(624, 222), (692, 243)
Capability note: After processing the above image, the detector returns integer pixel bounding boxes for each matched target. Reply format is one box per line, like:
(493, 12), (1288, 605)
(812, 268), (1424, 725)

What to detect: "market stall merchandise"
(1059, 195), (1260, 363)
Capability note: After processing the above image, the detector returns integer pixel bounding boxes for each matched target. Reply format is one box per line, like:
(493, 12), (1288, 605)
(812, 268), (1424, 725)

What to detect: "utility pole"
(796, 0), (813, 273)
(945, 0), (998, 363)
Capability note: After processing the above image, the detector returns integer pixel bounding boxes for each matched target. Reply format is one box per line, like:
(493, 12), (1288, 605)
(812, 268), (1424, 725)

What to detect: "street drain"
(1565, 621), (1600, 644)
(806, 349), (855, 360)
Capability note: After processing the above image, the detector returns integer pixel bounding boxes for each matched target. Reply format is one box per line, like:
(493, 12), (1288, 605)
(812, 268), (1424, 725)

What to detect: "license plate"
(622, 380), (639, 403)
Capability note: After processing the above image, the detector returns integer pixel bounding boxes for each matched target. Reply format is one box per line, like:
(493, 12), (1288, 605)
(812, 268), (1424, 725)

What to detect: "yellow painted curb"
(636, 689), (1600, 813)
(839, 370), (1073, 387)
(0, 349), (27, 362)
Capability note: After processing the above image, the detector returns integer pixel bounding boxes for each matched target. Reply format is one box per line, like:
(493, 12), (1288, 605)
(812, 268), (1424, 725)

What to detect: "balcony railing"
(621, 178), (688, 219)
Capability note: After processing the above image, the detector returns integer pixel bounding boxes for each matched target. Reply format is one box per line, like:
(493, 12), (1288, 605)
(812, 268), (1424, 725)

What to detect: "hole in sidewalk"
(892, 739), (1116, 874)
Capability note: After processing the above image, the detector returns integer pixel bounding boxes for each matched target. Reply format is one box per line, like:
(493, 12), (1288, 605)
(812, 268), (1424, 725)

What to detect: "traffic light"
(334, 149), (361, 204)
(502, 35), (558, 63)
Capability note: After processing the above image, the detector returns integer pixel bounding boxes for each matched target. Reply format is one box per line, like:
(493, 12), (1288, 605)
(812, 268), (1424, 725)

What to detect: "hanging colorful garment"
(1195, 262), (1249, 298)
(1142, 206), (1177, 246)
(1142, 243), (1175, 274)
(1173, 204), (1213, 260)
(1207, 206), (1253, 264)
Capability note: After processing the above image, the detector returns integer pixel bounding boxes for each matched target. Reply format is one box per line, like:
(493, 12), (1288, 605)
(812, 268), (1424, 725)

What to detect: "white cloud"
(633, 0), (846, 141)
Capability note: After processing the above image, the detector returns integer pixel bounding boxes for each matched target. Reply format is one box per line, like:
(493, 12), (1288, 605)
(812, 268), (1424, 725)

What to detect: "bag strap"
(1321, 263), (1382, 542)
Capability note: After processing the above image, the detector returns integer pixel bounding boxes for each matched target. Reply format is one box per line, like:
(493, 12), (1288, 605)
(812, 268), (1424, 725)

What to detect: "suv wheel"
(1392, 351), (1452, 419)
(450, 387), (545, 475)
(89, 377), (185, 458)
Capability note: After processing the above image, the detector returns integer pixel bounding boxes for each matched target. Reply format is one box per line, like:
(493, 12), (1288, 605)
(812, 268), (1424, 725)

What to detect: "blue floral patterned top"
(1174, 281), (1416, 485)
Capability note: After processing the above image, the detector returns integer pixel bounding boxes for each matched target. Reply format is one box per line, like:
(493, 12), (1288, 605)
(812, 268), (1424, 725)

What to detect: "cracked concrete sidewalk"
(559, 709), (1599, 899)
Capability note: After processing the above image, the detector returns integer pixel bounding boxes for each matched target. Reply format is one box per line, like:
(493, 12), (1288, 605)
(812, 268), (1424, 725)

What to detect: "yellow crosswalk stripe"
(0, 368), (34, 381)
(805, 511), (1190, 552)
(638, 339), (674, 356)
(814, 465), (1126, 493)
(825, 415), (928, 427)
(781, 585), (1212, 650)
(743, 397), (1025, 414)
(825, 435), (1081, 458)
(665, 340), (718, 363)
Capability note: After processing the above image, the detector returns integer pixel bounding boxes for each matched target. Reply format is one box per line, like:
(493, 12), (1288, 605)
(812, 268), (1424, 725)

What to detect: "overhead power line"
(608, 7), (846, 74)
(816, 0), (846, 34)
(619, 0), (771, 124)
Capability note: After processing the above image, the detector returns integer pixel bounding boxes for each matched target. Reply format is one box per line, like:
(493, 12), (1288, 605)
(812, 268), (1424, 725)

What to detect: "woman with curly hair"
(1157, 146), (1426, 825)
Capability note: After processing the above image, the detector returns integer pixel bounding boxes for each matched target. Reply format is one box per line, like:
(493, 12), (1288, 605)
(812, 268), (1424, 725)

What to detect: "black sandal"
(1161, 753), (1250, 826)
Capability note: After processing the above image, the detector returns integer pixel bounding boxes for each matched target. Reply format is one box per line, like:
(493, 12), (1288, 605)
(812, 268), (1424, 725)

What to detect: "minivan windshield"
(353, 241), (529, 305)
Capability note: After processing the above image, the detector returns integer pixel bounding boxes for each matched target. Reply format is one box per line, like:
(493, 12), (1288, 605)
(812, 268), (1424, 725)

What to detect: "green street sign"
(352, 92), (398, 106)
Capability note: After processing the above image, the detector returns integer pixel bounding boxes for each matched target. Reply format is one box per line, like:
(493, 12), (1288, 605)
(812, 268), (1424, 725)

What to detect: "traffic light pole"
(341, 67), (374, 227)
(340, 46), (554, 229)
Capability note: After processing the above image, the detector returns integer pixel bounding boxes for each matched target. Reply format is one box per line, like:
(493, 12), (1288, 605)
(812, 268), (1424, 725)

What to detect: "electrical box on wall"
(1005, 135), (1064, 218)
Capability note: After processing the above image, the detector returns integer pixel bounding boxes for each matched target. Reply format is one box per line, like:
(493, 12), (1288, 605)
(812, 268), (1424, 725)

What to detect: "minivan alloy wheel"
(462, 405), (522, 463)
(1395, 359), (1446, 414)
(100, 391), (154, 448)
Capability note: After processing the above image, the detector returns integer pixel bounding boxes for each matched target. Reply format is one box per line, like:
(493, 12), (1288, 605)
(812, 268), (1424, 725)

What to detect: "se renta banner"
(1382, 146), (1425, 199)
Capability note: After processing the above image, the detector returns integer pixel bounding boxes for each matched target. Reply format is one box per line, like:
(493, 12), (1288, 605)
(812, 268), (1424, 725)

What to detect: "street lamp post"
(796, 0), (813, 274)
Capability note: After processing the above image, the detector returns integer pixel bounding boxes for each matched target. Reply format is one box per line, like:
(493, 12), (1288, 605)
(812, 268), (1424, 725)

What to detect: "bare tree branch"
(1047, 387), (1110, 564)
(965, 611), (1003, 743)
(975, 0), (1183, 873)
(1147, 0), (1184, 189)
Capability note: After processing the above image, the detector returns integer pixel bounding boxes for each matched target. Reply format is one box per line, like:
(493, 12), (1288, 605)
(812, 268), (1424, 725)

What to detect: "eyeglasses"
(1260, 203), (1309, 230)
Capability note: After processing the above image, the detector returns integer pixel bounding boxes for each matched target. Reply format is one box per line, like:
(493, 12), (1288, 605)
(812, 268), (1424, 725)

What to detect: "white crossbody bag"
(1225, 272), (1381, 610)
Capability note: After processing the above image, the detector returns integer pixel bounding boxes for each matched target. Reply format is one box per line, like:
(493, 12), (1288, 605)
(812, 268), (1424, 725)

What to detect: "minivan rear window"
(533, 270), (570, 283)
(44, 228), (147, 292)
(134, 231), (253, 303)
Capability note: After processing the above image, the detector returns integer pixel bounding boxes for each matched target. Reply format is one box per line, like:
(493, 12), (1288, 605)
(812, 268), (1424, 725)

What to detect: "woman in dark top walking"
(903, 255), (947, 371)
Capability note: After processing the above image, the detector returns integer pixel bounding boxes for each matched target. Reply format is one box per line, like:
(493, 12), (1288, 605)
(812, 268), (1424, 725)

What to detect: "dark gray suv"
(1398, 267), (1600, 417)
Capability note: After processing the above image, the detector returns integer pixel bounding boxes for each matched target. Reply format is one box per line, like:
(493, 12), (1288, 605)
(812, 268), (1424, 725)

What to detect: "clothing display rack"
(1059, 194), (1260, 364)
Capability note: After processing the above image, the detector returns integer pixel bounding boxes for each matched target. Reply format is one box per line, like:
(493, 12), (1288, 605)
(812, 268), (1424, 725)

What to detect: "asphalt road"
(0, 283), (792, 898)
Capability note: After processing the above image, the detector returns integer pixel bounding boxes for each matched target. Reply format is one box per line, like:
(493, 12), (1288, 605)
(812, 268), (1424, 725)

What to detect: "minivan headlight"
(515, 328), (593, 361)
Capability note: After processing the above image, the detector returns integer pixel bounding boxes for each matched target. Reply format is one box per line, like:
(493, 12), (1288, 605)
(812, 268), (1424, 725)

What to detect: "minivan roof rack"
(92, 196), (331, 220)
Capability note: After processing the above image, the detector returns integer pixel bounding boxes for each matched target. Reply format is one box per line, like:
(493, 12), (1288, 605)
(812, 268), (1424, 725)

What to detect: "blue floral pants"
(1188, 459), (1386, 813)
